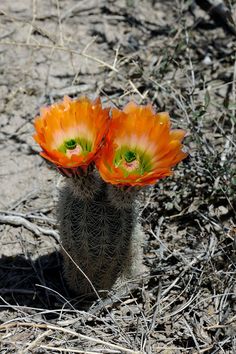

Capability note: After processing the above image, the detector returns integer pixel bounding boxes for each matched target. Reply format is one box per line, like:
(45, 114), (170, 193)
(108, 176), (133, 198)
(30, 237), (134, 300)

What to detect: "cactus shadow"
(0, 251), (93, 315)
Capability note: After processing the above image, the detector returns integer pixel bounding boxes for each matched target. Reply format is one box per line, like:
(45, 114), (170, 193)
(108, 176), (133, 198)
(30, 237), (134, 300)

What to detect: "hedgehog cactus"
(58, 173), (143, 297)
(34, 96), (187, 298)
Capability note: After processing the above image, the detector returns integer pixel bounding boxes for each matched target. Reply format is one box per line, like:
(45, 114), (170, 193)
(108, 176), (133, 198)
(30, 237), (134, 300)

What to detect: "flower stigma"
(65, 139), (77, 150)
(123, 150), (139, 172)
(124, 150), (136, 163)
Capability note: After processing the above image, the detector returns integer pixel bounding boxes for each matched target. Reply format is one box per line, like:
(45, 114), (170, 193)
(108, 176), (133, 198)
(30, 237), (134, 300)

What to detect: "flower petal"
(96, 102), (187, 186)
(34, 96), (110, 168)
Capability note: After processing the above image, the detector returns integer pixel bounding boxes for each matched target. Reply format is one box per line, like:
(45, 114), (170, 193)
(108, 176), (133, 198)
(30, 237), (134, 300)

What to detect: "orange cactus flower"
(34, 96), (110, 170)
(96, 102), (187, 186)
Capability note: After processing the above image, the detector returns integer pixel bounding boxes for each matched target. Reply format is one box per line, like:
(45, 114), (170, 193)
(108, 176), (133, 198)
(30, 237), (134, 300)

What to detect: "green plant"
(58, 172), (144, 297)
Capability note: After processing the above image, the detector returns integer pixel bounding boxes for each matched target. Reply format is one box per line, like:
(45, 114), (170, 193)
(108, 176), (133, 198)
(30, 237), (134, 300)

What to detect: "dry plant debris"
(0, 0), (235, 353)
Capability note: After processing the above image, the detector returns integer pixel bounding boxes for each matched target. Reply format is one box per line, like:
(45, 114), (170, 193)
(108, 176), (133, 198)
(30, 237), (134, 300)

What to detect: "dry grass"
(0, 0), (235, 353)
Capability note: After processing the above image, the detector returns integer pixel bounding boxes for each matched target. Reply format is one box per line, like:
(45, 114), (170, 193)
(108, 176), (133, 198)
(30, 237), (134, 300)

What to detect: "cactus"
(58, 171), (144, 298)
(34, 96), (187, 299)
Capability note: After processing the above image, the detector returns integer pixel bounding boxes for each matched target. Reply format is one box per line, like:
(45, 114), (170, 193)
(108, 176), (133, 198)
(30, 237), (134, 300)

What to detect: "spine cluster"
(58, 173), (144, 298)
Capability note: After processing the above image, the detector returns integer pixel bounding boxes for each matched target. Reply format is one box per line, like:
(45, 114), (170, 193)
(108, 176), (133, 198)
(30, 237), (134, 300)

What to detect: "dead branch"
(0, 214), (59, 241)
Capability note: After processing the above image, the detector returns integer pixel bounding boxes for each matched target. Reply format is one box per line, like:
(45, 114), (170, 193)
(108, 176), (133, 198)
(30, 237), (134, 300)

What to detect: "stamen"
(66, 145), (82, 158)
(123, 159), (139, 172)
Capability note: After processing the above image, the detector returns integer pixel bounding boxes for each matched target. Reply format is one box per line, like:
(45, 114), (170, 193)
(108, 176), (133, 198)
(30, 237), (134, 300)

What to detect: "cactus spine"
(58, 171), (144, 298)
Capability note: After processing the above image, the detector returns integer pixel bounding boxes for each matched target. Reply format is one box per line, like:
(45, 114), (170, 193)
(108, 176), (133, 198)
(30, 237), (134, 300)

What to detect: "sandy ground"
(0, 0), (235, 353)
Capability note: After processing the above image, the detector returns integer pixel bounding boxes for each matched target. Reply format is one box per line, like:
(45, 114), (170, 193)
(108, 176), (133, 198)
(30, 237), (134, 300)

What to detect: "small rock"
(202, 55), (212, 66)
(217, 206), (228, 216)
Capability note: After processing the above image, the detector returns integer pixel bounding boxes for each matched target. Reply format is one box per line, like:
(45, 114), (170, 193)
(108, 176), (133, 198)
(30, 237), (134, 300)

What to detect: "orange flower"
(96, 102), (187, 186)
(34, 96), (110, 169)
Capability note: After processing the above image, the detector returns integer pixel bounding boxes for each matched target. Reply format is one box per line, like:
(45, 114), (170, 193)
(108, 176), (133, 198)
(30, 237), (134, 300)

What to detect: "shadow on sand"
(0, 251), (96, 316)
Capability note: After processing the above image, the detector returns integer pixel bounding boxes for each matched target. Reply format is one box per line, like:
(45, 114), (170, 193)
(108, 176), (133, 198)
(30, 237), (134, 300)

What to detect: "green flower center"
(58, 137), (92, 156)
(114, 145), (153, 176)
(65, 139), (77, 150)
(124, 150), (136, 163)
